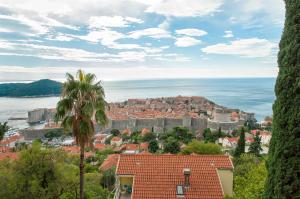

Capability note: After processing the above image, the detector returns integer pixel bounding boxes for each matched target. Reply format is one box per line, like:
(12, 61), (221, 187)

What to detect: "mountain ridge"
(0, 79), (62, 97)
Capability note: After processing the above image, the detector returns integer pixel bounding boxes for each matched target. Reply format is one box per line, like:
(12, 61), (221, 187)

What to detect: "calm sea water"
(0, 78), (276, 129)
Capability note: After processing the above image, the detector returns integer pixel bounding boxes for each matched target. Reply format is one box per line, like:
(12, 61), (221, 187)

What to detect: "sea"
(0, 78), (276, 129)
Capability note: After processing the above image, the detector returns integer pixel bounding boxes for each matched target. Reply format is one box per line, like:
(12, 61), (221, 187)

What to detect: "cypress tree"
(234, 127), (245, 157)
(265, 1), (300, 198)
(249, 132), (262, 156)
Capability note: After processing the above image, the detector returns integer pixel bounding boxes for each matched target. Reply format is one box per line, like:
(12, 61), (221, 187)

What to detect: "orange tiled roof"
(0, 135), (23, 146)
(94, 143), (107, 151)
(0, 152), (19, 161)
(140, 142), (149, 150)
(111, 136), (122, 142)
(100, 154), (119, 171)
(116, 154), (233, 199)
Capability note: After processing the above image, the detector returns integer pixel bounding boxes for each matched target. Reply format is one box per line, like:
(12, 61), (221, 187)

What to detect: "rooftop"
(116, 154), (233, 199)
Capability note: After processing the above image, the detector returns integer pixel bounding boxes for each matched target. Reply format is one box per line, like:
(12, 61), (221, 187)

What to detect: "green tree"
(203, 128), (217, 143)
(0, 122), (9, 141)
(142, 132), (156, 142)
(55, 70), (107, 199)
(110, 129), (120, 137)
(265, 1), (300, 198)
(234, 127), (245, 157)
(181, 140), (222, 155)
(101, 167), (115, 190)
(172, 126), (194, 144)
(148, 139), (159, 153)
(234, 160), (267, 199)
(163, 137), (180, 154)
(248, 132), (262, 156)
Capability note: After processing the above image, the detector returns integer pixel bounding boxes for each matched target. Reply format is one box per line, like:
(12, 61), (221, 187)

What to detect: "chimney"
(183, 168), (191, 188)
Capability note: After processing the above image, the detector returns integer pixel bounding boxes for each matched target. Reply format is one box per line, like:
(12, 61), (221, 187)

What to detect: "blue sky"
(0, 0), (284, 81)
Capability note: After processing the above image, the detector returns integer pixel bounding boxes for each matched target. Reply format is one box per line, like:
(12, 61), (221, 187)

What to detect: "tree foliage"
(234, 128), (245, 157)
(248, 132), (262, 156)
(265, 1), (300, 198)
(55, 70), (107, 199)
(181, 140), (222, 155)
(0, 142), (111, 199)
(148, 139), (159, 153)
(0, 121), (9, 141)
(163, 137), (180, 154)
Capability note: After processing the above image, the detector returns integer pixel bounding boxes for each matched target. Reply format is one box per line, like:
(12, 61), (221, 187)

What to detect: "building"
(115, 154), (234, 199)
(111, 137), (123, 147)
(251, 130), (272, 145)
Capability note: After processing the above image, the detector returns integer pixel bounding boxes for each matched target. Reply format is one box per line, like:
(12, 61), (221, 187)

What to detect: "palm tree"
(55, 70), (107, 199)
(0, 122), (9, 142)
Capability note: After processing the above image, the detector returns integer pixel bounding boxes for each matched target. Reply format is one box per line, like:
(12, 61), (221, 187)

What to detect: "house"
(219, 137), (238, 148)
(121, 144), (140, 154)
(141, 128), (150, 136)
(0, 134), (24, 148)
(99, 154), (119, 171)
(94, 134), (108, 144)
(115, 154), (234, 199)
(61, 146), (93, 158)
(111, 137), (123, 147)
(0, 152), (19, 161)
(251, 130), (272, 145)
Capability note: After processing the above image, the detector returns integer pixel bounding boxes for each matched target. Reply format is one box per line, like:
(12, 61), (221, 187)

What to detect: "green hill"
(0, 79), (62, 97)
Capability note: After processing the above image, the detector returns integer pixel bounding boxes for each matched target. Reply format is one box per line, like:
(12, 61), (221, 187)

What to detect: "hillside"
(0, 79), (62, 97)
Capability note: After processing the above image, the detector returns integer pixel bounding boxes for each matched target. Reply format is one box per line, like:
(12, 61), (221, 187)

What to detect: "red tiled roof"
(140, 142), (149, 150)
(111, 136), (122, 142)
(122, 144), (139, 151)
(116, 154), (233, 199)
(0, 152), (19, 161)
(0, 135), (23, 146)
(100, 154), (119, 171)
(94, 143), (107, 151)
(141, 128), (150, 136)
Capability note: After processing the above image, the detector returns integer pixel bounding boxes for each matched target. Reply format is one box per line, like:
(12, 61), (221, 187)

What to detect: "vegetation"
(0, 142), (111, 199)
(203, 128), (226, 143)
(110, 129), (120, 137)
(181, 140), (222, 155)
(231, 154), (267, 199)
(0, 79), (62, 97)
(0, 121), (9, 141)
(265, 1), (300, 198)
(234, 127), (245, 157)
(248, 132), (262, 156)
(44, 128), (66, 139)
(55, 70), (107, 199)
(163, 137), (180, 154)
(142, 132), (156, 142)
(148, 139), (159, 153)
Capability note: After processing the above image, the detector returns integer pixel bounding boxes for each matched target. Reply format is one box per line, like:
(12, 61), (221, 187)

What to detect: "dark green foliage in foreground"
(265, 1), (300, 198)
(0, 142), (111, 199)
(181, 140), (222, 155)
(142, 132), (156, 142)
(0, 79), (62, 97)
(232, 154), (267, 199)
(234, 128), (245, 157)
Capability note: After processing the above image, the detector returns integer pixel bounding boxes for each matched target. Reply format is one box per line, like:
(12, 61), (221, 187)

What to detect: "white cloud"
(128, 28), (172, 39)
(142, 0), (224, 17)
(88, 16), (143, 28)
(202, 38), (277, 58)
(227, 0), (284, 26)
(175, 36), (201, 47)
(223, 30), (233, 38)
(176, 28), (207, 37)
(0, 27), (14, 33)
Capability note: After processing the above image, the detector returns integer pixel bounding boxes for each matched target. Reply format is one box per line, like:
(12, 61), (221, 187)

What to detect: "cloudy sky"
(0, 0), (284, 81)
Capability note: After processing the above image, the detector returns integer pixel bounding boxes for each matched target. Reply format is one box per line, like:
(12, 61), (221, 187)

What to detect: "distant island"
(0, 79), (62, 97)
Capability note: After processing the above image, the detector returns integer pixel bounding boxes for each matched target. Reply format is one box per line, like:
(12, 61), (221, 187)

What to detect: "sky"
(0, 0), (285, 82)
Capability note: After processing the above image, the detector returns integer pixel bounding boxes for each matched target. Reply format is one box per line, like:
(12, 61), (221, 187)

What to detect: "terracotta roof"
(100, 154), (119, 171)
(141, 128), (150, 136)
(116, 154), (233, 199)
(0, 152), (19, 161)
(140, 142), (149, 150)
(122, 144), (139, 151)
(94, 143), (107, 151)
(0, 135), (23, 146)
(111, 136), (122, 142)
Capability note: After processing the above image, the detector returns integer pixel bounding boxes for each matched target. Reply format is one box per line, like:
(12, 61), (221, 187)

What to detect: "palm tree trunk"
(80, 145), (85, 199)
